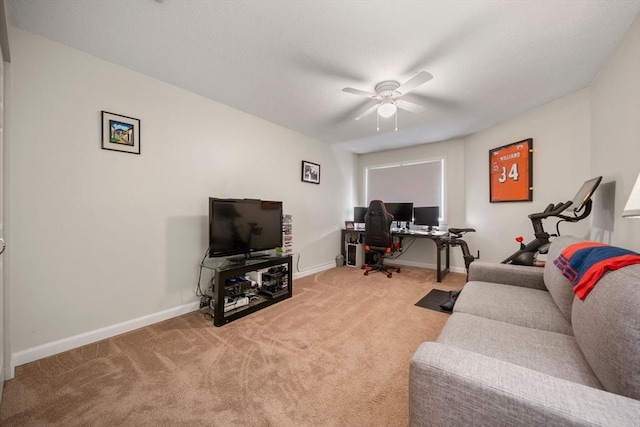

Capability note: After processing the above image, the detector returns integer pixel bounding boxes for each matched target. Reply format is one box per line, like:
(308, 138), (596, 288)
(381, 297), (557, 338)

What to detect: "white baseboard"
(294, 259), (466, 276)
(9, 301), (200, 379)
(292, 261), (335, 279)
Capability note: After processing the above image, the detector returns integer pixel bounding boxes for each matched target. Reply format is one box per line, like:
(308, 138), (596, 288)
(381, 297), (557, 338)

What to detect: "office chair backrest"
(364, 200), (394, 248)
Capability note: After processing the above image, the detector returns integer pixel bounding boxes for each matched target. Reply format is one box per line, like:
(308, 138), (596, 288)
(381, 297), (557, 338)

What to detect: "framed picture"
(344, 221), (355, 230)
(101, 111), (141, 155)
(301, 160), (320, 184)
(489, 138), (533, 202)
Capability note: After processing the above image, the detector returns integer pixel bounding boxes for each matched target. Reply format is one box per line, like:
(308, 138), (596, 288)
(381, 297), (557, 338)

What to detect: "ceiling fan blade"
(403, 92), (458, 110)
(396, 71), (433, 95)
(396, 99), (426, 114)
(343, 87), (376, 98)
(354, 102), (379, 120)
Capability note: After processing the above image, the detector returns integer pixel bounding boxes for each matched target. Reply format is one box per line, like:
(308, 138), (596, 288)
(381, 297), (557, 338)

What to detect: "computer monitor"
(354, 207), (368, 223)
(414, 206), (440, 227)
(384, 202), (414, 223)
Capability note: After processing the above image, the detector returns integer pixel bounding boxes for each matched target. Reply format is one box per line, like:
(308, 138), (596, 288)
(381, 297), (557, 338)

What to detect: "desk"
(341, 229), (450, 282)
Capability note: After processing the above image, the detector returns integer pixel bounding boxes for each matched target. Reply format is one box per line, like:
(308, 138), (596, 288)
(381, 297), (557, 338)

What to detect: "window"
(365, 158), (445, 220)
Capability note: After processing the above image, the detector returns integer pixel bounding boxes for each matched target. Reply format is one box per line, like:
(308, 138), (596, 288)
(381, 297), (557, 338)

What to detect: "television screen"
(209, 198), (283, 257)
(565, 176), (602, 212)
(354, 207), (368, 223)
(384, 202), (414, 222)
(414, 206), (440, 226)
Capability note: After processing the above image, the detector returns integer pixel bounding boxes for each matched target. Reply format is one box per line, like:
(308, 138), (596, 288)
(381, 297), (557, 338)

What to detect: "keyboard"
(409, 230), (448, 236)
(389, 228), (448, 236)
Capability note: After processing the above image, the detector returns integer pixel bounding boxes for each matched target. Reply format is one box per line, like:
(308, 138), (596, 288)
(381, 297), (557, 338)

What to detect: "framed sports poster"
(489, 138), (533, 202)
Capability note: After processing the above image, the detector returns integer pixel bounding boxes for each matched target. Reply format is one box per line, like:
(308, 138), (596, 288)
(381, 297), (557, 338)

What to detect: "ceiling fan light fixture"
(377, 101), (397, 118)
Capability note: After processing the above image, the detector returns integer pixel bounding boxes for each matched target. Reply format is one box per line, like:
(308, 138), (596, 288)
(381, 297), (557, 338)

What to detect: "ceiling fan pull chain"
(377, 112), (380, 132)
(395, 111), (398, 132)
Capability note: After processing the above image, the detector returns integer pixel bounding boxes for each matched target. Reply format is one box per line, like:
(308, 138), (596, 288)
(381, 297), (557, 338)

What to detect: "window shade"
(366, 160), (442, 208)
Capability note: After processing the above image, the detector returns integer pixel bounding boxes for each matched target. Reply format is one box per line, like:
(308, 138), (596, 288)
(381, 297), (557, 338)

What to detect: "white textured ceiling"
(9, 0), (640, 154)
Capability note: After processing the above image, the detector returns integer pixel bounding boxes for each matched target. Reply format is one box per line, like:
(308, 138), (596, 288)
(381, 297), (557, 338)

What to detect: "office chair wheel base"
(364, 271), (369, 276)
(397, 268), (401, 273)
(387, 273), (392, 278)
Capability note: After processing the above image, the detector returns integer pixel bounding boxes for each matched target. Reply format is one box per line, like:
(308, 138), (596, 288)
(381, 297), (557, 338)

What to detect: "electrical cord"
(196, 247), (211, 297)
(388, 237), (416, 258)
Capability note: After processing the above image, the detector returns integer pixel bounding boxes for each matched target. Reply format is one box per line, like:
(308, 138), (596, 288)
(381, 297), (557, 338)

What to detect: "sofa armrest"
(467, 261), (546, 290)
(410, 342), (640, 427)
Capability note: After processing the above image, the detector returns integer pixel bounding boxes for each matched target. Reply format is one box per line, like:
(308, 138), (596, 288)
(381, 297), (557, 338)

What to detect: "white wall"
(464, 89), (592, 262)
(8, 30), (355, 360)
(591, 14), (640, 252)
(358, 139), (466, 270)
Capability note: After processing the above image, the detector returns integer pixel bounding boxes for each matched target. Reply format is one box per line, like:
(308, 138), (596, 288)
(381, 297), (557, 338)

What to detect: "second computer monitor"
(354, 207), (368, 223)
(384, 202), (414, 222)
(414, 206), (440, 227)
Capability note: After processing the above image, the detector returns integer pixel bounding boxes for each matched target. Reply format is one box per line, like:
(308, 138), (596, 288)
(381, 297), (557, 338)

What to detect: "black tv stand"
(245, 252), (270, 260)
(227, 252), (270, 264)
(212, 255), (292, 326)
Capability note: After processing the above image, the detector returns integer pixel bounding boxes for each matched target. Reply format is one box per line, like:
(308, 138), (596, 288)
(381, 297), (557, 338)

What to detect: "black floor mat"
(415, 289), (454, 314)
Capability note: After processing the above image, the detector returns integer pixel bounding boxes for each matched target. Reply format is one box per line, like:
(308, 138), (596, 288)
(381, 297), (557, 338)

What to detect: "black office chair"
(362, 200), (401, 278)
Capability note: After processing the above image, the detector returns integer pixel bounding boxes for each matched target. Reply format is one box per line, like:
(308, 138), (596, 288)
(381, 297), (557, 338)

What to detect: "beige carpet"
(0, 266), (465, 426)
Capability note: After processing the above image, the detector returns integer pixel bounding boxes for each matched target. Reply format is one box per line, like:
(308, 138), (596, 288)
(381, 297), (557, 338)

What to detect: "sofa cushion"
(454, 281), (573, 335)
(468, 261), (546, 290)
(544, 235), (582, 322)
(437, 312), (602, 389)
(572, 263), (640, 400)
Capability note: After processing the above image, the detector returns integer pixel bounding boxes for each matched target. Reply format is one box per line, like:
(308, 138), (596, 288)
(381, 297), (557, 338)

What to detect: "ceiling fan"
(342, 71), (434, 126)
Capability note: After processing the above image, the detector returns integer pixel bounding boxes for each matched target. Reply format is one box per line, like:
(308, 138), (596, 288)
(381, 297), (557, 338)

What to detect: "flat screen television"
(384, 202), (414, 222)
(414, 206), (440, 227)
(209, 198), (283, 258)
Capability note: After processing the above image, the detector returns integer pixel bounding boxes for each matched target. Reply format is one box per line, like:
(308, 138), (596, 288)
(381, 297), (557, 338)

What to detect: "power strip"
(224, 296), (250, 313)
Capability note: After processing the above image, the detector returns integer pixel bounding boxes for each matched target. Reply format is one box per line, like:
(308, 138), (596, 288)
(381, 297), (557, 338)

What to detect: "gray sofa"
(410, 235), (640, 426)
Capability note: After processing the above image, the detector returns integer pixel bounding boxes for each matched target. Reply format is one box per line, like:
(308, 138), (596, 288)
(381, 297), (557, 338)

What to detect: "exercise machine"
(502, 176), (602, 266)
(437, 228), (478, 274)
(434, 228), (477, 311)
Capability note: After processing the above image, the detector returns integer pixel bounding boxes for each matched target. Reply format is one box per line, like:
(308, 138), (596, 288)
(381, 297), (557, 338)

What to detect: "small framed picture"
(101, 111), (141, 155)
(345, 221), (355, 230)
(301, 160), (320, 184)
